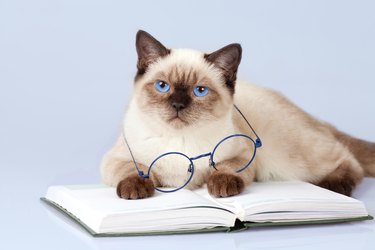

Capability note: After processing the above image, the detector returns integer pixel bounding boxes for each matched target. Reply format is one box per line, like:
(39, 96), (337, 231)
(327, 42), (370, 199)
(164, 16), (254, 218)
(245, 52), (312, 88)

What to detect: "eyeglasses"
(123, 105), (262, 193)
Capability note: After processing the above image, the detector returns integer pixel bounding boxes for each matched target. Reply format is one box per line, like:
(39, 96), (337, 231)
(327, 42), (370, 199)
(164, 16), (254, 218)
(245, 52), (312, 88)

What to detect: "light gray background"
(1, 0), (374, 249)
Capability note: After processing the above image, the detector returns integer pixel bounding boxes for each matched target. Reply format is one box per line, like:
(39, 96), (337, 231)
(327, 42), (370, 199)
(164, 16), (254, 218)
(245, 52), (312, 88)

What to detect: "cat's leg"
(207, 157), (256, 197)
(317, 158), (363, 196)
(100, 138), (159, 199)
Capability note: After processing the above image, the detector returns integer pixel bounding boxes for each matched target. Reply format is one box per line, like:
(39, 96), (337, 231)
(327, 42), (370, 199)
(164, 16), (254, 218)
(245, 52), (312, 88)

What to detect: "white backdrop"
(0, 0), (374, 182)
(1, 1), (375, 249)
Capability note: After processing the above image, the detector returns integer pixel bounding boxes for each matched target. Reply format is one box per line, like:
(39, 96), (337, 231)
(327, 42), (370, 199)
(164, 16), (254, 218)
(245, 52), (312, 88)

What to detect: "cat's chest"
(125, 110), (239, 188)
(130, 136), (216, 188)
(133, 136), (214, 167)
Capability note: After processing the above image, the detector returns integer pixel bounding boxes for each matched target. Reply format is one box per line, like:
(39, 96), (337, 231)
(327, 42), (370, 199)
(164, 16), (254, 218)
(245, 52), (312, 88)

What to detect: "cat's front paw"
(116, 174), (155, 199)
(207, 171), (245, 197)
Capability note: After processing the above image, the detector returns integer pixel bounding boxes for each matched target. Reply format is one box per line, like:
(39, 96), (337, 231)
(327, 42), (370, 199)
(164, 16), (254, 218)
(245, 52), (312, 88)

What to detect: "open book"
(41, 181), (372, 236)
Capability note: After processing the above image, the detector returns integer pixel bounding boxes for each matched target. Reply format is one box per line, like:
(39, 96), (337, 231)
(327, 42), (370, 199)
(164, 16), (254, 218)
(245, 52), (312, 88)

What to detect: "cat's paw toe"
(116, 174), (155, 199)
(207, 172), (245, 197)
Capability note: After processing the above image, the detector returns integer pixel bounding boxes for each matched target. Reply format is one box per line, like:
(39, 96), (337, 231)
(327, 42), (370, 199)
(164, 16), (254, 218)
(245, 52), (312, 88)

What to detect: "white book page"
(45, 185), (236, 233)
(215, 181), (362, 206)
(196, 181), (368, 221)
(46, 185), (230, 215)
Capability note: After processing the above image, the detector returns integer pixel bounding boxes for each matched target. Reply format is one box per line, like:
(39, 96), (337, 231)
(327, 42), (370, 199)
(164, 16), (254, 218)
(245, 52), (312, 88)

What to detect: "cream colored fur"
(101, 48), (364, 190)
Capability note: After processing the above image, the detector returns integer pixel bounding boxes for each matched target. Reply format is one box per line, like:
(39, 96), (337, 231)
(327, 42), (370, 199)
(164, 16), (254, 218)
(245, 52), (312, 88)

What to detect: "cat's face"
(133, 30), (242, 129)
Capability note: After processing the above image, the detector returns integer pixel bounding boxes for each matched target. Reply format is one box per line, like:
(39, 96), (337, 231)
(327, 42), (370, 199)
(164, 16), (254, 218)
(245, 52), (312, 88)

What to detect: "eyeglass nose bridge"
(188, 152), (215, 172)
(189, 152), (212, 161)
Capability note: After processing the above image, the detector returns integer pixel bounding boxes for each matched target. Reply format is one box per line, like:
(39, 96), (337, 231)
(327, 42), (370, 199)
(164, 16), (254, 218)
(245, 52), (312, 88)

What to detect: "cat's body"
(101, 31), (375, 199)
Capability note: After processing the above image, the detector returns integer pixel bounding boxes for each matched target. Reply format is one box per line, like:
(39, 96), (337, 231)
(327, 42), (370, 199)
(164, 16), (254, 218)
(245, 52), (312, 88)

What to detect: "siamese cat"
(101, 30), (375, 199)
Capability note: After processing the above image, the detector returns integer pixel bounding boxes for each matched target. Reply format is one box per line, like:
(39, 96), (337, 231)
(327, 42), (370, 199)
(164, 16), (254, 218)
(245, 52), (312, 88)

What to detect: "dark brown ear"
(205, 44), (242, 91)
(136, 30), (170, 76)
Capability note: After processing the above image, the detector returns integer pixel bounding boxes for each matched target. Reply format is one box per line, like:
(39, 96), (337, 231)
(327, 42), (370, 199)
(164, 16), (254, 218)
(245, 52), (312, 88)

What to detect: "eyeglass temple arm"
(233, 104), (262, 148)
(122, 132), (149, 179)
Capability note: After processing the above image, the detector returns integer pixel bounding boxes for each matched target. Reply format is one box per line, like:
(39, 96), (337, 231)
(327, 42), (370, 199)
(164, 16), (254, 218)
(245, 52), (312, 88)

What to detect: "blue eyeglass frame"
(122, 105), (262, 193)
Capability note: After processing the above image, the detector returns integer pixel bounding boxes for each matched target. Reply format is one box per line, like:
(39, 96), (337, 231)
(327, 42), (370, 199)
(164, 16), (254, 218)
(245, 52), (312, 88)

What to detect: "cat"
(100, 30), (375, 199)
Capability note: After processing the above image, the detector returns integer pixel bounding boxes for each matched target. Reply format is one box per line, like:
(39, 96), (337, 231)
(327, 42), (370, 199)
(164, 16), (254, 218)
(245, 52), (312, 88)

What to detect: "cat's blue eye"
(154, 80), (170, 93)
(193, 86), (209, 97)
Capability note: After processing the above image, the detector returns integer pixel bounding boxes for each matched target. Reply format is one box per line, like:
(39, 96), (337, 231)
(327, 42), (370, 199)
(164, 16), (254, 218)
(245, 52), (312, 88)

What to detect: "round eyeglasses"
(123, 105), (262, 193)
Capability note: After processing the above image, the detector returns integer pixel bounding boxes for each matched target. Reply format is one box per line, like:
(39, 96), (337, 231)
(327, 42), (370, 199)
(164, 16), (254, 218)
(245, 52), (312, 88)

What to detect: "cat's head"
(132, 30), (242, 129)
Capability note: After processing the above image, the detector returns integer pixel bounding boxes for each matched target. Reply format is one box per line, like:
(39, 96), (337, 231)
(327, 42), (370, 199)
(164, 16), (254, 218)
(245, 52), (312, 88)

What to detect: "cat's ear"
(205, 44), (242, 89)
(136, 30), (170, 75)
